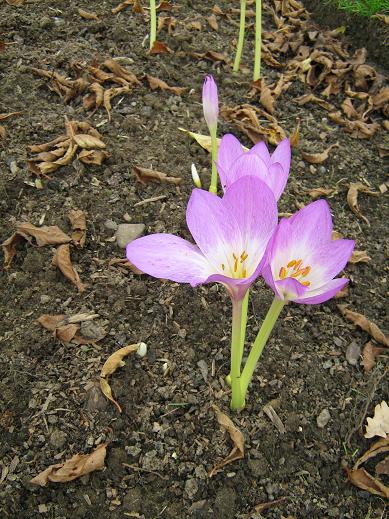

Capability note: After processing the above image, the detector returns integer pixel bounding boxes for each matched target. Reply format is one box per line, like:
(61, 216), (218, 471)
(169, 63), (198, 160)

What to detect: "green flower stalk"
(253, 0), (262, 81)
(149, 0), (157, 50)
(233, 0), (247, 73)
(202, 75), (219, 193)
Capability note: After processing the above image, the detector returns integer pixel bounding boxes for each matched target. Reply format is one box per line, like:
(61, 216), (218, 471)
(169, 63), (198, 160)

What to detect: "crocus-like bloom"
(261, 200), (355, 304)
(126, 176), (278, 301)
(202, 75), (219, 130)
(217, 134), (291, 200)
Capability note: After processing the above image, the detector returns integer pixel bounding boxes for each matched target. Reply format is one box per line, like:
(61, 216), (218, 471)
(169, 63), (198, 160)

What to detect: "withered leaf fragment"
(52, 244), (85, 293)
(73, 134), (106, 149)
(207, 14), (218, 31)
(68, 209), (87, 247)
(301, 142), (339, 164)
(376, 456), (389, 475)
(349, 250), (370, 264)
(149, 41), (172, 54)
(361, 342), (386, 373)
(347, 182), (379, 225)
(38, 312), (104, 344)
(308, 187), (337, 199)
(100, 344), (140, 412)
(78, 8), (100, 20)
(209, 405), (244, 477)
(6, 0), (25, 5)
(78, 149), (109, 166)
(146, 75), (186, 96)
(337, 305), (389, 347)
(30, 444), (107, 486)
(133, 166), (182, 185)
(365, 402), (389, 439)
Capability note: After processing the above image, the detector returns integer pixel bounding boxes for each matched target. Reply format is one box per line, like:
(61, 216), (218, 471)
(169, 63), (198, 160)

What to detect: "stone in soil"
(316, 409), (331, 429)
(116, 223), (145, 248)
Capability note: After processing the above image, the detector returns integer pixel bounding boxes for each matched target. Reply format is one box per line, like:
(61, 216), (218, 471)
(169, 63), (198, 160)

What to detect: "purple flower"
(217, 134), (291, 200)
(261, 200), (355, 304)
(126, 176), (278, 301)
(202, 75), (219, 130)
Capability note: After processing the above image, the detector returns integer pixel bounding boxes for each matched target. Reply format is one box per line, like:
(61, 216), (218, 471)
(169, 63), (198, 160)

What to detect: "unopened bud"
(191, 164), (202, 188)
(202, 74), (219, 131)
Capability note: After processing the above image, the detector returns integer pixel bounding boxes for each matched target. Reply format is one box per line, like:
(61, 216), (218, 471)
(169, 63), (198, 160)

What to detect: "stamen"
(232, 253), (238, 261)
(301, 266), (311, 277)
(221, 263), (225, 271)
(279, 266), (287, 279)
(287, 259), (296, 268)
(242, 269), (247, 278)
(234, 258), (238, 272)
(293, 259), (302, 271)
(301, 281), (311, 287)
(240, 251), (248, 262)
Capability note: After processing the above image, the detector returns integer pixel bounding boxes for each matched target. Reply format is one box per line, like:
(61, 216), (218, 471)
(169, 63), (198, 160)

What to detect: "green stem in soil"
(226, 289), (249, 387)
(149, 0), (157, 50)
(253, 0), (262, 81)
(241, 297), (285, 398)
(230, 298), (244, 411)
(209, 125), (218, 194)
(233, 0), (247, 73)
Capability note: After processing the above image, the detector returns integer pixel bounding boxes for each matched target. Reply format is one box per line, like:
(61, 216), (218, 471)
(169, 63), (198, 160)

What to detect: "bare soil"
(0, 1), (388, 518)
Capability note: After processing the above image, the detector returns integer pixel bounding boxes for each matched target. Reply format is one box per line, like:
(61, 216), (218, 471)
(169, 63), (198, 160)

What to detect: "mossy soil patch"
(0, 1), (388, 518)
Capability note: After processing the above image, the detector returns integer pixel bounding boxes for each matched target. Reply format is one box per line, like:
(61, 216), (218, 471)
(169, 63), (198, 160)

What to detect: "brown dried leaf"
(207, 14), (218, 31)
(146, 75), (186, 96)
(289, 117), (300, 147)
(356, 437), (389, 467)
(337, 305), (389, 347)
(349, 250), (370, 264)
(109, 258), (144, 275)
(17, 223), (71, 247)
(37, 314), (67, 332)
(103, 85), (131, 120)
(346, 467), (389, 498)
(347, 182), (379, 225)
(255, 498), (288, 513)
(29, 135), (69, 153)
(6, 0), (25, 5)
(78, 8), (100, 21)
(308, 187), (337, 199)
(209, 405), (244, 477)
(190, 50), (230, 65)
(0, 111), (22, 121)
(133, 166), (182, 185)
(365, 402), (389, 439)
(185, 20), (202, 31)
(259, 79), (275, 114)
(361, 341), (386, 373)
(30, 444), (107, 486)
(0, 125), (6, 139)
(103, 59), (141, 86)
(68, 209), (87, 247)
(149, 41), (172, 54)
(100, 344), (139, 412)
(52, 244), (85, 293)
(112, 0), (133, 14)
(78, 149), (109, 165)
(301, 143), (339, 164)
(294, 93), (334, 111)
(376, 456), (389, 475)
(72, 134), (106, 149)
(335, 285), (349, 299)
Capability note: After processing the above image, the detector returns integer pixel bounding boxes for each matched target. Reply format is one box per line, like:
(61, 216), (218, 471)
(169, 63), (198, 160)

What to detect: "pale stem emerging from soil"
(233, 0), (247, 73)
(241, 297), (285, 396)
(209, 125), (218, 193)
(226, 289), (249, 385)
(230, 297), (244, 410)
(253, 0), (262, 81)
(149, 0), (157, 50)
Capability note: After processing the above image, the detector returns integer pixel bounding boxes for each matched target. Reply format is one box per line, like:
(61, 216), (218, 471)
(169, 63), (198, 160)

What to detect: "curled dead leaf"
(207, 14), (218, 31)
(337, 305), (389, 347)
(68, 209), (87, 247)
(365, 402), (389, 439)
(209, 405), (244, 477)
(38, 312), (103, 344)
(146, 75), (186, 96)
(133, 166), (182, 185)
(78, 149), (109, 165)
(361, 341), (387, 373)
(294, 93), (334, 111)
(52, 244), (85, 293)
(349, 250), (370, 264)
(78, 8), (100, 21)
(301, 142), (339, 164)
(73, 134), (106, 149)
(347, 182), (379, 225)
(30, 444), (107, 486)
(100, 344), (140, 412)
(376, 456), (389, 475)
(109, 258), (144, 275)
(308, 187), (337, 199)
(179, 128), (231, 154)
(149, 41), (172, 54)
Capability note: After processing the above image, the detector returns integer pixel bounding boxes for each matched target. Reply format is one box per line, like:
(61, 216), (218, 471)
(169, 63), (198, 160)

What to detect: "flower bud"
(202, 74), (218, 131)
(191, 163), (202, 188)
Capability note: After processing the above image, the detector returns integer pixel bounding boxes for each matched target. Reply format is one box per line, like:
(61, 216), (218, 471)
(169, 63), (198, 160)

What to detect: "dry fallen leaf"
(365, 402), (389, 439)
(149, 41), (172, 54)
(207, 14), (219, 31)
(376, 456), (389, 475)
(52, 244), (85, 293)
(5, 0), (25, 5)
(301, 142), (339, 164)
(112, 0), (133, 14)
(68, 209), (87, 247)
(294, 93), (334, 111)
(30, 444), (107, 486)
(347, 182), (379, 225)
(255, 498), (288, 513)
(361, 341), (387, 373)
(73, 134), (106, 149)
(109, 258), (144, 275)
(146, 75), (186, 96)
(308, 187), (337, 198)
(133, 166), (182, 185)
(209, 405), (244, 477)
(337, 305), (389, 347)
(100, 344), (140, 412)
(349, 250), (370, 264)
(78, 8), (100, 20)
(38, 312), (104, 344)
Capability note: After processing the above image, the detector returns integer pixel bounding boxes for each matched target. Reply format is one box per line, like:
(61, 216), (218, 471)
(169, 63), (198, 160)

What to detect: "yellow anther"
(293, 259), (302, 271)
(240, 251), (248, 262)
(279, 266), (287, 279)
(232, 253), (238, 261)
(242, 269), (247, 278)
(221, 263), (225, 271)
(301, 280), (311, 287)
(234, 258), (238, 272)
(301, 266), (311, 277)
(287, 259), (296, 268)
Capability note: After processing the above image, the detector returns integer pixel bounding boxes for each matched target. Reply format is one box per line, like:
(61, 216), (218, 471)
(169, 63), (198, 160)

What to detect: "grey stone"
(104, 219), (118, 231)
(116, 223), (145, 248)
(40, 295), (50, 304)
(316, 409), (331, 429)
(49, 429), (67, 449)
(346, 341), (361, 366)
(184, 478), (199, 500)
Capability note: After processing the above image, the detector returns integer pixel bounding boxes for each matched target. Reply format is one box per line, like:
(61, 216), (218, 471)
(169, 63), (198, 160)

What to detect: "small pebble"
(40, 295), (50, 304)
(316, 409), (331, 428)
(116, 223), (145, 248)
(184, 478), (199, 500)
(104, 219), (118, 231)
(346, 341), (361, 366)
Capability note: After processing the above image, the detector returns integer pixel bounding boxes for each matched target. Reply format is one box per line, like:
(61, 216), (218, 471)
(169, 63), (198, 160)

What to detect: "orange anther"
(279, 266), (287, 279)
(293, 259), (302, 271)
(287, 259), (296, 268)
(301, 280), (311, 287)
(240, 251), (248, 262)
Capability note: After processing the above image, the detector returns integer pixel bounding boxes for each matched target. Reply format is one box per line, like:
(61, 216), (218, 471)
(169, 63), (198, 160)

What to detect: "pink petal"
(309, 239), (355, 288)
(264, 162), (289, 201)
(296, 278), (349, 304)
(274, 277), (308, 301)
(271, 138), (291, 175)
(217, 134), (244, 190)
(249, 140), (271, 165)
(226, 153), (269, 189)
(222, 176), (278, 275)
(126, 234), (213, 286)
(202, 75), (218, 129)
(186, 188), (242, 271)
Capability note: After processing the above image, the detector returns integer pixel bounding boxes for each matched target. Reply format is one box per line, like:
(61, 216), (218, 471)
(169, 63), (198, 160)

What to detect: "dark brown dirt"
(0, 1), (388, 519)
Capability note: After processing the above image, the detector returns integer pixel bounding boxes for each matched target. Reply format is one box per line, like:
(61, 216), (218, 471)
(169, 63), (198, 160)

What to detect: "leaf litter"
(338, 305), (389, 347)
(52, 244), (85, 293)
(38, 312), (105, 345)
